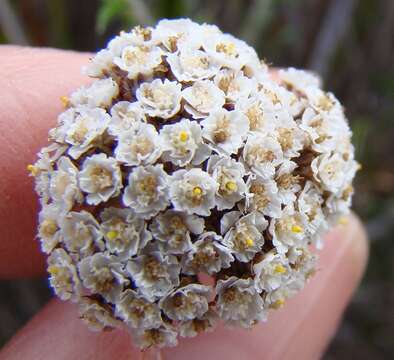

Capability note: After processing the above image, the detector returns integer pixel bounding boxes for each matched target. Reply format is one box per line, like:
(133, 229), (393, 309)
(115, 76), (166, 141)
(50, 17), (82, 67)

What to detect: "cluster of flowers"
(30, 19), (358, 349)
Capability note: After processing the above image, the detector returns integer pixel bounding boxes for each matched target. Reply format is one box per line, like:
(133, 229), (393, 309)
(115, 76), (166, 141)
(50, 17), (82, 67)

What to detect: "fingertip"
(0, 46), (92, 278)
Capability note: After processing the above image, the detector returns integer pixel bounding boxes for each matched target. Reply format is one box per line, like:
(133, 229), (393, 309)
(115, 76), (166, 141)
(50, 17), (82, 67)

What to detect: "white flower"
(270, 204), (306, 253)
(133, 325), (178, 350)
(181, 232), (234, 275)
(275, 161), (302, 206)
(216, 277), (265, 328)
(235, 94), (276, 133)
(83, 49), (114, 78)
(311, 153), (357, 193)
(278, 67), (321, 93)
(263, 286), (293, 310)
(214, 69), (257, 102)
(79, 298), (121, 331)
(245, 175), (282, 218)
(49, 156), (82, 210)
(61, 210), (104, 258)
(51, 106), (111, 159)
(201, 108), (249, 155)
(113, 44), (163, 79)
(300, 107), (349, 153)
(153, 18), (201, 51)
(169, 168), (218, 216)
(38, 204), (63, 254)
(150, 210), (204, 255)
(304, 87), (342, 115)
(115, 289), (162, 329)
(136, 78), (182, 119)
(182, 80), (225, 118)
(207, 155), (247, 210)
(258, 80), (305, 117)
(273, 113), (305, 158)
(107, 28), (154, 56)
(159, 284), (212, 321)
(325, 183), (355, 220)
(123, 165), (170, 219)
(100, 207), (152, 257)
(297, 181), (327, 246)
(167, 46), (220, 82)
(70, 78), (119, 109)
(287, 246), (317, 282)
(179, 309), (218, 338)
(78, 153), (122, 205)
(222, 211), (267, 262)
(202, 33), (260, 70)
(47, 248), (81, 301)
(108, 101), (146, 136)
(160, 118), (211, 166)
(114, 123), (162, 166)
(253, 251), (291, 293)
(243, 133), (283, 178)
(127, 251), (180, 301)
(34, 170), (51, 207)
(78, 253), (128, 302)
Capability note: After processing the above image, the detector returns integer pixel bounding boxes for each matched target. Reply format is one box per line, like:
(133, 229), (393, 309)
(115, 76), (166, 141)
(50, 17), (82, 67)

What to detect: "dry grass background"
(0, 0), (393, 358)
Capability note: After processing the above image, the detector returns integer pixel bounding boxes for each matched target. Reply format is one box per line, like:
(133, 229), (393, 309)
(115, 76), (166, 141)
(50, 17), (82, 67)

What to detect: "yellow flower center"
(245, 238), (255, 247)
(274, 264), (287, 274)
(271, 299), (285, 309)
(40, 219), (58, 237)
(291, 225), (303, 234)
(48, 266), (60, 275)
(192, 186), (203, 196)
(27, 164), (40, 176)
(338, 216), (348, 225)
(216, 42), (237, 56)
(106, 230), (119, 241)
(60, 96), (70, 108)
(225, 181), (237, 192)
(178, 131), (189, 142)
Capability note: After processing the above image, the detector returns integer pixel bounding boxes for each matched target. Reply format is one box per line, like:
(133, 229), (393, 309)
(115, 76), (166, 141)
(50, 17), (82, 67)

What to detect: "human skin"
(0, 46), (369, 360)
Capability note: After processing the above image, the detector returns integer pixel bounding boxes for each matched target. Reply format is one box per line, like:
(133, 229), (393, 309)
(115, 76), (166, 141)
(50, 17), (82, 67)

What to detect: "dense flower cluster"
(30, 19), (358, 349)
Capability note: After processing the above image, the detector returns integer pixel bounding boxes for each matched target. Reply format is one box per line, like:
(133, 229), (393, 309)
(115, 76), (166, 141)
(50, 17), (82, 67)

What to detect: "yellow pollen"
(245, 238), (254, 247)
(106, 230), (119, 240)
(178, 131), (189, 142)
(274, 264), (287, 274)
(192, 186), (203, 196)
(60, 96), (70, 108)
(27, 164), (39, 176)
(338, 217), (348, 226)
(271, 299), (285, 309)
(48, 266), (59, 275)
(291, 225), (303, 234)
(225, 181), (237, 192)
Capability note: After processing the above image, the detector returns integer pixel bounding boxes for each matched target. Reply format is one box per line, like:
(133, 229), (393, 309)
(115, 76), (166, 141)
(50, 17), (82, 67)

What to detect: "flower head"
(31, 18), (358, 349)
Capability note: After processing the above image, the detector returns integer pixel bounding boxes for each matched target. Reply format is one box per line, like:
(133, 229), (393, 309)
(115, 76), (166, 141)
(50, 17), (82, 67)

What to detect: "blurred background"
(0, 0), (393, 358)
